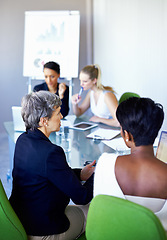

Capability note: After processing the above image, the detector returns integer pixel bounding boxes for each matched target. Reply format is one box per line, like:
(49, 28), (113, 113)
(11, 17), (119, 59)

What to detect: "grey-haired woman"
(10, 91), (95, 240)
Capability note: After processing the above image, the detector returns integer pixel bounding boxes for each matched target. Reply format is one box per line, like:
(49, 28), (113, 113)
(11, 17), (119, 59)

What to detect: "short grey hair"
(21, 91), (62, 130)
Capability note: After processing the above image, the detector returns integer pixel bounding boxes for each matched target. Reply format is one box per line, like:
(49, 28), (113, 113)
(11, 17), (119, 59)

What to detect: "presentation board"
(23, 11), (80, 79)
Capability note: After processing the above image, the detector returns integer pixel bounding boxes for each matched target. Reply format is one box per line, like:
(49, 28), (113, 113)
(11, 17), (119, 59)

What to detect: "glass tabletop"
(4, 115), (121, 168)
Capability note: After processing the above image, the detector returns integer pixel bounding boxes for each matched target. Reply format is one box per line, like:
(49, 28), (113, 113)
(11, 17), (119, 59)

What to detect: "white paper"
(86, 128), (120, 140)
(102, 136), (159, 150)
(102, 137), (128, 150)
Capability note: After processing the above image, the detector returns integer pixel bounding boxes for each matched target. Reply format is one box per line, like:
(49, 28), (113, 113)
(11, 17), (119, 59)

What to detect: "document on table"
(86, 128), (120, 140)
(102, 137), (128, 151)
(102, 136), (159, 151)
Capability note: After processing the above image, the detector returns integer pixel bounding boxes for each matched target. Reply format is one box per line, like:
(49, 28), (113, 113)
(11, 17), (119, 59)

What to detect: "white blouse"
(90, 90), (112, 119)
(94, 153), (167, 231)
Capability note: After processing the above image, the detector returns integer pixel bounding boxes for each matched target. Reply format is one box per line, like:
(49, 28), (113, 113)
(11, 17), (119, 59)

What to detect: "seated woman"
(34, 61), (69, 118)
(94, 97), (167, 230)
(9, 91), (95, 240)
(71, 64), (119, 127)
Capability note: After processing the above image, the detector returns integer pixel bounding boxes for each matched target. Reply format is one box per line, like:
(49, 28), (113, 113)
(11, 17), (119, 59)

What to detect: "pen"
(78, 87), (83, 99)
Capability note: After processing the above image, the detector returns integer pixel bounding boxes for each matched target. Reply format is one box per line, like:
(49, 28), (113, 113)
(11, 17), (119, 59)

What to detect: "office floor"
(0, 131), (11, 198)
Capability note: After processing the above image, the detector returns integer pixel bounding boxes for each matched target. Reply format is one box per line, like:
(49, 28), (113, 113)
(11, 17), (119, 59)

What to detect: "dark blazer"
(33, 82), (69, 118)
(9, 129), (93, 236)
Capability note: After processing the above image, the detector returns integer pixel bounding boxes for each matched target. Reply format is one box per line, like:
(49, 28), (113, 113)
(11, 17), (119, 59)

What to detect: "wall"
(0, 0), (93, 133)
(2, 0), (166, 133)
(93, 0), (167, 131)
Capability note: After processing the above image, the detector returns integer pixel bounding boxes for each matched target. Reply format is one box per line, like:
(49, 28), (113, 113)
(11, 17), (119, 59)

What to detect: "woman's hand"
(90, 115), (120, 127)
(80, 160), (96, 181)
(71, 94), (82, 105)
(89, 115), (101, 123)
(59, 83), (66, 99)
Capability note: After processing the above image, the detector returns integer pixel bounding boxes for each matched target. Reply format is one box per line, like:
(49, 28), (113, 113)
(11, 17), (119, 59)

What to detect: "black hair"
(43, 61), (60, 74)
(116, 97), (164, 146)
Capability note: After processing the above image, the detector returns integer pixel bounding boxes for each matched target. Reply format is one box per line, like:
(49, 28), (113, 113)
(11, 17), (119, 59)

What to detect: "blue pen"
(78, 87), (83, 99)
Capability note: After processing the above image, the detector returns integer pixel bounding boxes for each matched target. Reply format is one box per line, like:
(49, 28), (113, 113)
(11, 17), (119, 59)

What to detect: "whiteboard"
(23, 11), (80, 78)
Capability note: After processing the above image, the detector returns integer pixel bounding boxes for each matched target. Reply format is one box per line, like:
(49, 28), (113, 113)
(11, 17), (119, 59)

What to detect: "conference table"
(4, 115), (121, 187)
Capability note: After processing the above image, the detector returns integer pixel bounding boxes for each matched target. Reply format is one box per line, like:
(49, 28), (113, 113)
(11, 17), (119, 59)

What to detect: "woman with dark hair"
(94, 97), (167, 230)
(34, 61), (69, 118)
(10, 91), (95, 240)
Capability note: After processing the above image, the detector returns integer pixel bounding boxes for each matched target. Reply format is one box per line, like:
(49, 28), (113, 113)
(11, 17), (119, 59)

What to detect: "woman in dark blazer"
(9, 91), (95, 240)
(33, 61), (69, 118)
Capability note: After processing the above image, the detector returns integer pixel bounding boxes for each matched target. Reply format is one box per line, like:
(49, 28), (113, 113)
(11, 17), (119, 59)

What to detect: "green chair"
(0, 179), (27, 240)
(77, 232), (86, 239)
(84, 195), (167, 240)
(119, 92), (140, 104)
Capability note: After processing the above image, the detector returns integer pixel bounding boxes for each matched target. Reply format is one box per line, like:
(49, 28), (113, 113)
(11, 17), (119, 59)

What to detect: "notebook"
(12, 106), (26, 132)
(156, 131), (167, 163)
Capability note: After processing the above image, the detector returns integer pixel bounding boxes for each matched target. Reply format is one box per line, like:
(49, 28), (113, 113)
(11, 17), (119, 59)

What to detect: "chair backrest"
(85, 195), (167, 240)
(119, 92), (140, 104)
(0, 180), (27, 240)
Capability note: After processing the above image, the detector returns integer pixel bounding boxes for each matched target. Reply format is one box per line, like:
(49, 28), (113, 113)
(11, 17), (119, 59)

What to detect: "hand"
(89, 116), (101, 123)
(80, 160), (96, 181)
(71, 94), (82, 105)
(59, 83), (66, 99)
